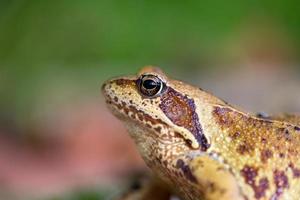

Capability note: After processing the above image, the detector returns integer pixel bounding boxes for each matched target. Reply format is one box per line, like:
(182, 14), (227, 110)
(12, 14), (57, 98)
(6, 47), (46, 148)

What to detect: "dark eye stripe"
(159, 87), (210, 151)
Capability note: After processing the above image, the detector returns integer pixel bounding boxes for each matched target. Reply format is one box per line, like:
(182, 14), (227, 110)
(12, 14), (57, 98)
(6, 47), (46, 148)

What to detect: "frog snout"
(101, 81), (108, 94)
(101, 80), (113, 99)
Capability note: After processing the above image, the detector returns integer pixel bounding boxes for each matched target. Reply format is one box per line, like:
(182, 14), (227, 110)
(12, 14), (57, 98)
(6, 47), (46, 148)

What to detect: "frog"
(101, 66), (300, 200)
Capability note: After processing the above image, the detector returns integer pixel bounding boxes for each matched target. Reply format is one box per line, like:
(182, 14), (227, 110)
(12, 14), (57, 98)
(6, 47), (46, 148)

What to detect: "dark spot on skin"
(241, 165), (257, 186)
(174, 132), (182, 138)
(237, 143), (254, 155)
(283, 129), (292, 141)
(279, 153), (285, 158)
(154, 127), (162, 133)
(163, 160), (168, 167)
(206, 181), (216, 192)
(295, 126), (300, 131)
(159, 87), (210, 151)
(129, 100), (133, 104)
(158, 154), (163, 160)
(261, 149), (273, 163)
(155, 157), (162, 165)
(113, 96), (118, 102)
(186, 139), (193, 146)
(271, 170), (289, 200)
(216, 166), (224, 171)
(261, 138), (267, 144)
(232, 131), (241, 139)
(124, 107), (130, 115)
(256, 178), (269, 199)
(176, 159), (198, 183)
(275, 128), (293, 141)
(240, 165), (269, 199)
(289, 163), (300, 178)
(137, 113), (143, 121)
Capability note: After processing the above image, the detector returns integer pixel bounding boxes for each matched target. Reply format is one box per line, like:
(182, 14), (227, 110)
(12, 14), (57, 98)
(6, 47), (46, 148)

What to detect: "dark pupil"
(143, 79), (157, 90)
(138, 75), (163, 97)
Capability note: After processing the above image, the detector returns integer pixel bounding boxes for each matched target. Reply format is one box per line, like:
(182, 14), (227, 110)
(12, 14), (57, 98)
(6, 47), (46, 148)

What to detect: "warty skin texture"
(102, 66), (300, 200)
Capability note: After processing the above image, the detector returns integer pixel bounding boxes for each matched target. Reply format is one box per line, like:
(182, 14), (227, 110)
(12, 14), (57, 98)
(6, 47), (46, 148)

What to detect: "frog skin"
(102, 66), (300, 200)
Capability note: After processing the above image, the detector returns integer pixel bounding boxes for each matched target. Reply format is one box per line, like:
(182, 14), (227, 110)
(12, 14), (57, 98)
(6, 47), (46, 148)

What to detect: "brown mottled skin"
(102, 66), (300, 200)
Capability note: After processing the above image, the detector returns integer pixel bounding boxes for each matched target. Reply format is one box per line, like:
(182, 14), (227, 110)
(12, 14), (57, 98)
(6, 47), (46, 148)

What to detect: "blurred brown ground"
(0, 100), (146, 198)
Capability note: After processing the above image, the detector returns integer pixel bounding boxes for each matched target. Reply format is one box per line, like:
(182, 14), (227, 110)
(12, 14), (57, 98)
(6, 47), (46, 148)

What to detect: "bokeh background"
(0, 1), (299, 199)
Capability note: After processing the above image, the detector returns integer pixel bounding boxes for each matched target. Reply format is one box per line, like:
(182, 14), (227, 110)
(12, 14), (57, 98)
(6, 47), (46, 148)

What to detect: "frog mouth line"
(104, 94), (169, 129)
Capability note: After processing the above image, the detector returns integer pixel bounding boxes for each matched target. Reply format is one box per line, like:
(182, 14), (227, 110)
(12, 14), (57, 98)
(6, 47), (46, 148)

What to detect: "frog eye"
(137, 75), (165, 97)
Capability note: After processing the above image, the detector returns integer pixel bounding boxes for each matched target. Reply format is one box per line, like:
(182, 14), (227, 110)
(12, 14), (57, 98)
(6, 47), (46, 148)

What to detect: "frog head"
(103, 67), (226, 154)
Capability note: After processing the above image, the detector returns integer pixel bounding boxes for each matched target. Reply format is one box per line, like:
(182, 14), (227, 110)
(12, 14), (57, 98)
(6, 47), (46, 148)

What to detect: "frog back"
(210, 106), (300, 200)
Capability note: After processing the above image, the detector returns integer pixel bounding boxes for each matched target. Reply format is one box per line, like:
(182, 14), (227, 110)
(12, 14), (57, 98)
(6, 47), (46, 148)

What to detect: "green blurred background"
(0, 1), (299, 199)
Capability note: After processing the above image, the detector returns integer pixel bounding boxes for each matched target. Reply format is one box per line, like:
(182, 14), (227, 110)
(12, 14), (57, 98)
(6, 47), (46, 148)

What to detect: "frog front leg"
(172, 155), (245, 200)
